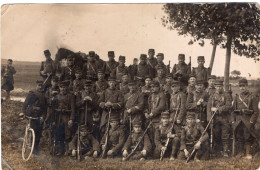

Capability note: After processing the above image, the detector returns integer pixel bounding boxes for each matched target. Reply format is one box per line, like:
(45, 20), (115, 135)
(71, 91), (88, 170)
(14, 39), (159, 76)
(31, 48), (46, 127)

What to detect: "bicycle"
(22, 116), (39, 161)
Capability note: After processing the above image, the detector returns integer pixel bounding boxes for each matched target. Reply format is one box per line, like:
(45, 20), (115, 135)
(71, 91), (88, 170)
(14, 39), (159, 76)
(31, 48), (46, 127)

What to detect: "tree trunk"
(224, 34), (232, 91)
(209, 38), (217, 75)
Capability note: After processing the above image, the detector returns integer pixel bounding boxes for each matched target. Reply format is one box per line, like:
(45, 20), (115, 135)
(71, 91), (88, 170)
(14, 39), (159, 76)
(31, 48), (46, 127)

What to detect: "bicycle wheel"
(22, 128), (35, 161)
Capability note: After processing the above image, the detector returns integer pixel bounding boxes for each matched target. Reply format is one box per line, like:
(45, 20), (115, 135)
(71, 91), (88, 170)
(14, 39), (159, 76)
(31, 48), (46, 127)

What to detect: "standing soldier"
(104, 51), (119, 79)
(123, 82), (144, 132)
(154, 66), (166, 87)
(205, 75), (216, 98)
(177, 112), (209, 161)
(134, 54), (151, 88)
(99, 77), (124, 136)
(191, 56), (211, 87)
(1, 59), (16, 100)
(94, 70), (109, 96)
(100, 114), (126, 158)
(231, 78), (259, 159)
(40, 50), (55, 81)
(147, 49), (158, 79)
(162, 74), (173, 108)
(112, 56), (129, 82)
(141, 76), (152, 111)
(72, 68), (85, 92)
(185, 74), (196, 94)
(60, 54), (77, 88)
(82, 51), (99, 82)
(207, 79), (232, 157)
(22, 80), (46, 155)
(155, 53), (168, 75)
(128, 58), (138, 81)
(122, 119), (151, 161)
(186, 80), (208, 126)
(154, 111), (180, 160)
(118, 73), (130, 95)
(172, 54), (191, 83)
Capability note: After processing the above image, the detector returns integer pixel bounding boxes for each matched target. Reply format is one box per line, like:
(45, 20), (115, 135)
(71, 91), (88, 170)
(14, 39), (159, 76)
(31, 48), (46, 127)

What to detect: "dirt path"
(1, 100), (260, 170)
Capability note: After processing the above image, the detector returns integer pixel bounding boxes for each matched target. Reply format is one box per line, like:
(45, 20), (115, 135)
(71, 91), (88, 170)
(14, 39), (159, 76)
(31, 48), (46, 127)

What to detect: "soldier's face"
(121, 75), (128, 83)
(166, 77), (172, 84)
(145, 79), (151, 86)
(171, 86), (180, 93)
(88, 55), (95, 62)
(189, 77), (196, 85)
(59, 87), (66, 94)
(110, 120), (119, 129)
(80, 130), (87, 137)
(129, 85), (137, 93)
(75, 73), (81, 79)
(7, 61), (12, 66)
(195, 84), (204, 92)
(134, 60), (138, 65)
(178, 58), (185, 64)
(161, 117), (169, 126)
(148, 51), (155, 57)
(208, 79), (215, 87)
(133, 125), (142, 133)
(140, 59), (146, 65)
(239, 85), (248, 92)
(157, 56), (163, 62)
(186, 117), (195, 127)
(108, 55), (115, 61)
(119, 60), (125, 66)
(108, 81), (116, 89)
(216, 85), (223, 93)
(98, 73), (105, 81)
(36, 84), (43, 91)
(84, 86), (91, 92)
(151, 86), (159, 93)
(198, 60), (205, 67)
(158, 70), (164, 77)
(51, 81), (58, 87)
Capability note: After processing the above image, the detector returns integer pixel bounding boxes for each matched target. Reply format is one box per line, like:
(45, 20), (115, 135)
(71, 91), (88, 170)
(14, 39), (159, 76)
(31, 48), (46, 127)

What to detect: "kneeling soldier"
(122, 119), (151, 161)
(178, 112), (209, 161)
(154, 111), (180, 160)
(101, 114), (126, 158)
(70, 124), (100, 159)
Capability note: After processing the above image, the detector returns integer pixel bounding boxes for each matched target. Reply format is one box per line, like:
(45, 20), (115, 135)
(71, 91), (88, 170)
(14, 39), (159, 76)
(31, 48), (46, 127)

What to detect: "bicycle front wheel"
(22, 128), (35, 161)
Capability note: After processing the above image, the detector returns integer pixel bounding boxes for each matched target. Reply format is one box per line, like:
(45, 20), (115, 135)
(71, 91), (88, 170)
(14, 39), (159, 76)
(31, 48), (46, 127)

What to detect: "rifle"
(77, 124), (81, 160)
(186, 107), (218, 163)
(209, 99), (214, 156)
(160, 102), (181, 161)
(101, 107), (111, 158)
(188, 56), (191, 72)
(231, 94), (237, 157)
(124, 120), (152, 161)
(85, 101), (88, 125)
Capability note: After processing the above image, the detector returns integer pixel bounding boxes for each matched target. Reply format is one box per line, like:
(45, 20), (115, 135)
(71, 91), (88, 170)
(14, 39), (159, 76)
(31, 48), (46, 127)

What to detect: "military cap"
(239, 78), (248, 86)
(215, 79), (224, 86)
(186, 112), (196, 119)
(108, 51), (115, 56)
(157, 53), (164, 58)
(161, 111), (170, 118)
(51, 76), (59, 82)
(208, 75), (216, 80)
(108, 76), (116, 82)
(36, 80), (44, 85)
(150, 81), (160, 87)
(79, 124), (88, 132)
(89, 51), (96, 56)
(196, 80), (204, 85)
(133, 58), (138, 61)
(132, 119), (142, 126)
(171, 80), (180, 87)
(178, 54), (185, 60)
(7, 59), (13, 62)
(128, 81), (136, 86)
(197, 56), (205, 61)
(148, 49), (155, 52)
(166, 73), (173, 78)
(140, 54), (147, 60)
(84, 80), (92, 87)
(145, 75), (152, 80)
(110, 114), (120, 121)
(44, 49), (51, 56)
(189, 74), (196, 78)
(119, 55), (126, 61)
(97, 69), (105, 74)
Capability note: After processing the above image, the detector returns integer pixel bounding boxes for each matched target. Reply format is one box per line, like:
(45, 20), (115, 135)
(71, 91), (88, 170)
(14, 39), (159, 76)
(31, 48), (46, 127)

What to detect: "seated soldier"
(178, 112), (209, 161)
(70, 124), (100, 159)
(122, 119), (151, 161)
(154, 111), (180, 160)
(100, 114), (126, 158)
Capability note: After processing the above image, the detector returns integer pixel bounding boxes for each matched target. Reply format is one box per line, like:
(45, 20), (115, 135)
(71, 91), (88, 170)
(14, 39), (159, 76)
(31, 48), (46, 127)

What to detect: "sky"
(1, 4), (260, 78)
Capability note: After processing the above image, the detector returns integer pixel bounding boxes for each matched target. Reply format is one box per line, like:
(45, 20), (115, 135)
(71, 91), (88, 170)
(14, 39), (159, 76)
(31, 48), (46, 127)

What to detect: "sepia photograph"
(1, 3), (260, 169)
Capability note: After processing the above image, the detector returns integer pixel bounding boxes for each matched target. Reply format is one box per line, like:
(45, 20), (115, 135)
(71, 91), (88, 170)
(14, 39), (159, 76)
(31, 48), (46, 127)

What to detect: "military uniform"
(82, 51), (100, 81)
(147, 49), (158, 79)
(205, 75), (217, 99)
(72, 69), (85, 93)
(207, 80), (232, 156)
(1, 59), (16, 95)
(185, 74), (196, 94)
(40, 50), (56, 80)
(191, 56), (211, 84)
(104, 51), (119, 79)
(231, 79), (259, 158)
(111, 56), (129, 81)
(23, 80), (46, 154)
(134, 54), (152, 87)
(172, 54), (191, 83)
(128, 58), (138, 81)
(60, 55), (77, 88)
(119, 82), (130, 95)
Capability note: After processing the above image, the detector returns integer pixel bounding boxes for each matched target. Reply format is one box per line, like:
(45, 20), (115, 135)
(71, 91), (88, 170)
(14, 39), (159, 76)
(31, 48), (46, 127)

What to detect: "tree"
(231, 70), (241, 78)
(162, 3), (260, 90)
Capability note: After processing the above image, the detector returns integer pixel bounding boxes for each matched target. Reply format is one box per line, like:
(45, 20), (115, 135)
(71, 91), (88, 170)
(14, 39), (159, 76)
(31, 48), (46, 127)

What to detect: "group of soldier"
(21, 48), (259, 162)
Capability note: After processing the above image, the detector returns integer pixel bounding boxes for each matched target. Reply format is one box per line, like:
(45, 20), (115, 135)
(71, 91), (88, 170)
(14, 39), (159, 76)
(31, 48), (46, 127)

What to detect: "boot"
(243, 144), (252, 159)
(223, 143), (229, 157)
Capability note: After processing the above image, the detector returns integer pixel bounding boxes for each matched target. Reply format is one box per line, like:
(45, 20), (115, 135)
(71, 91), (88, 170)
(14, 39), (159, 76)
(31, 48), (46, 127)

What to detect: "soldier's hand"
(167, 133), (175, 138)
(107, 150), (113, 156)
(127, 109), (132, 114)
(176, 120), (181, 124)
(102, 145), (105, 151)
(194, 141), (201, 149)
(93, 151), (98, 158)
(123, 150), (128, 157)
(99, 102), (105, 108)
(40, 71), (45, 75)
(211, 107), (217, 112)
(72, 149), (76, 157)
(161, 146), (166, 152)
(141, 150), (147, 156)
(40, 117), (44, 124)
(197, 101), (202, 106)
(68, 120), (73, 128)
(184, 149), (189, 158)
(145, 113), (149, 119)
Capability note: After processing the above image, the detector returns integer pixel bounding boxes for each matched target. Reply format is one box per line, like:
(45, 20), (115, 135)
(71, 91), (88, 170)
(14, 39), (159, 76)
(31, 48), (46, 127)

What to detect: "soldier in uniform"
(72, 68), (85, 92)
(22, 80), (46, 154)
(231, 78), (259, 159)
(95, 70), (109, 96)
(154, 66), (166, 87)
(172, 54), (191, 83)
(147, 49), (158, 79)
(191, 56), (211, 87)
(185, 74), (196, 94)
(207, 79), (232, 157)
(205, 75), (216, 98)
(99, 77), (124, 136)
(40, 50), (55, 80)
(178, 112), (209, 161)
(112, 55), (129, 82)
(123, 82), (144, 132)
(155, 53), (169, 76)
(82, 51), (99, 81)
(122, 119), (151, 161)
(100, 114), (126, 157)
(141, 76), (152, 111)
(1, 59), (16, 100)
(70, 124), (100, 159)
(60, 54), (77, 88)
(104, 51), (119, 79)
(154, 111), (180, 160)
(162, 74), (173, 109)
(134, 54), (151, 88)
(128, 58), (138, 81)
(118, 73), (130, 95)
(186, 80), (208, 126)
